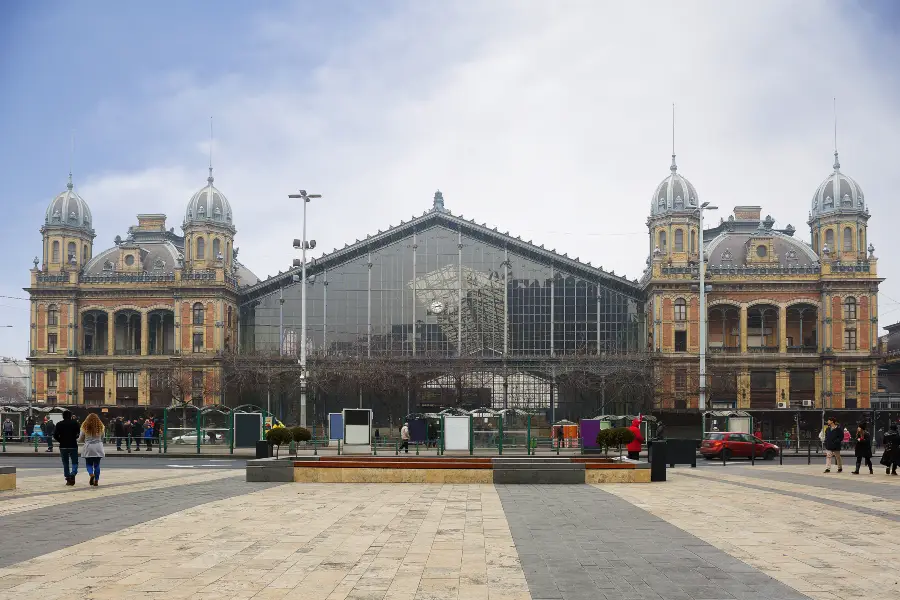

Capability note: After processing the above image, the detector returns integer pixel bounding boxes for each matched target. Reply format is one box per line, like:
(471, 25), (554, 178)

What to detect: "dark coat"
(823, 426), (843, 451)
(114, 420), (125, 437)
(53, 418), (80, 449)
(881, 430), (900, 466)
(854, 431), (872, 458)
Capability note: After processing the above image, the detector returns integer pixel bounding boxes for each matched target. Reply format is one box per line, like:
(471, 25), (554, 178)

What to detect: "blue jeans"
(85, 457), (101, 480)
(60, 448), (78, 479)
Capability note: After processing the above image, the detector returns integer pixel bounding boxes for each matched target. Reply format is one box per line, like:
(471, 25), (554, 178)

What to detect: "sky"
(2, 0), (900, 359)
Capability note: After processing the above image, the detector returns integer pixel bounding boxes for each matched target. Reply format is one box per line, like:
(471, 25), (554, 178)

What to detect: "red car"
(700, 432), (780, 460)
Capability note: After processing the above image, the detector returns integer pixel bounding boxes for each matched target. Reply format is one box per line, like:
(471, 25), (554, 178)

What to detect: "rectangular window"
(674, 331), (687, 352)
(193, 333), (204, 353)
(83, 371), (104, 388)
(116, 371), (137, 388)
(675, 369), (687, 391)
(674, 302), (686, 321)
(844, 370), (857, 393)
(192, 370), (204, 391)
(150, 371), (168, 390)
(47, 369), (57, 390)
(47, 333), (57, 353)
(843, 328), (857, 350)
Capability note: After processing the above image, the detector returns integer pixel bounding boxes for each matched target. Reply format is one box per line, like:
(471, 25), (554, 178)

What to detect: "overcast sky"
(2, 0), (900, 359)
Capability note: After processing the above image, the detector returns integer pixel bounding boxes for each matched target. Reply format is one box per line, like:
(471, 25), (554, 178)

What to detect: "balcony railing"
(82, 348), (109, 356)
(747, 345), (779, 354)
(114, 349), (140, 356)
(787, 345), (818, 354)
(149, 348), (175, 356)
(707, 346), (741, 354)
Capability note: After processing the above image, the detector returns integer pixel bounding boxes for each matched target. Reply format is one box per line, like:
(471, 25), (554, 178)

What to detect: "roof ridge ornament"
(433, 190), (445, 211)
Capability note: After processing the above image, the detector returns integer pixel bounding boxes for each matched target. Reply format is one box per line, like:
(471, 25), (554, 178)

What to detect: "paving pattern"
(0, 463), (896, 600)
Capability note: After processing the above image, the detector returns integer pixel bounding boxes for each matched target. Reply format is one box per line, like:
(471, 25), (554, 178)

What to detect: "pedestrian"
(784, 430), (791, 450)
(78, 413), (106, 487)
(842, 427), (851, 450)
(42, 417), (55, 452)
(852, 423), (873, 475)
(114, 417), (125, 451)
(53, 410), (80, 485)
(754, 427), (762, 441)
(144, 419), (153, 451)
(880, 424), (899, 476)
(153, 417), (162, 443)
(133, 418), (144, 449)
(124, 419), (133, 450)
(2, 417), (13, 441)
(627, 417), (644, 460)
(655, 421), (666, 440)
(823, 418), (843, 473)
(25, 416), (35, 440)
(399, 422), (410, 453)
(374, 428), (380, 444)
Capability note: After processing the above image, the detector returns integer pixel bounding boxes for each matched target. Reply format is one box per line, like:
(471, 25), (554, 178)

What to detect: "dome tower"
(808, 151), (869, 261)
(40, 173), (95, 272)
(182, 167), (236, 271)
(647, 154), (701, 264)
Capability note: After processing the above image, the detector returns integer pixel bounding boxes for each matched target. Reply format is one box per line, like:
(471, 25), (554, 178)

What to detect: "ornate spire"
(670, 102), (677, 172)
(208, 116), (214, 183)
(207, 166), (214, 184)
(670, 154), (677, 173)
(66, 171), (73, 191)
(832, 151), (840, 172)
(433, 190), (444, 211)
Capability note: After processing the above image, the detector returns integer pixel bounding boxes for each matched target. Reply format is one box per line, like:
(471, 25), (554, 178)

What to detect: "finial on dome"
(670, 154), (677, 173)
(433, 190), (445, 211)
(832, 97), (840, 172)
(207, 116), (215, 183)
(832, 151), (840, 172)
(66, 171), (73, 191)
(670, 102), (677, 172)
(207, 166), (214, 184)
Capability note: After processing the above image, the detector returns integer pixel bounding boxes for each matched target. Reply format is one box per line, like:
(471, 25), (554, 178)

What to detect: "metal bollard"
(779, 445), (783, 466)
(751, 441), (755, 466)
(1, 434), (5, 453)
(34, 435), (39, 453)
(807, 440), (811, 465)
(722, 445), (727, 466)
(415, 441), (419, 456)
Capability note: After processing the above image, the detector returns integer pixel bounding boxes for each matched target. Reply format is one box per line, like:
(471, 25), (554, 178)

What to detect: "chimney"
(733, 206), (761, 222)
(135, 214), (167, 231)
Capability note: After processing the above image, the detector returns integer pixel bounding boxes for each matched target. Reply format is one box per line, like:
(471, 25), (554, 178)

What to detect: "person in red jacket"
(627, 418), (644, 460)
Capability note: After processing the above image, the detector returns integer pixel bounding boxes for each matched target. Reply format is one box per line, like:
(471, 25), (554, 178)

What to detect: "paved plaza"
(0, 461), (897, 600)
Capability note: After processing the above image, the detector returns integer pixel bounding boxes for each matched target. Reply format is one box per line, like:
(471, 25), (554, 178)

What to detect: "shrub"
(595, 427), (635, 454)
(265, 427), (293, 458)
(290, 426), (311, 443)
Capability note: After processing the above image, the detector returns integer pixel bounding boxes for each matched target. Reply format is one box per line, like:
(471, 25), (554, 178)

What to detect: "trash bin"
(255, 440), (272, 459)
(649, 440), (667, 482)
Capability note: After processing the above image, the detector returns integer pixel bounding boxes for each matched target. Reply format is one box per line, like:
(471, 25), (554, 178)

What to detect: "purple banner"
(580, 419), (601, 448)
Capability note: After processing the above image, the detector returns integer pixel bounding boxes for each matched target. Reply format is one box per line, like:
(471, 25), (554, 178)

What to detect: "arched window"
(824, 229), (834, 251)
(858, 229), (864, 253)
(674, 229), (684, 252)
(227, 306), (233, 328)
(843, 296), (857, 320)
(674, 298), (687, 321)
(813, 232), (819, 252)
(690, 230), (696, 254)
(196, 237), (205, 259)
(658, 231), (667, 251)
(843, 227), (852, 252)
(212, 238), (221, 259)
(82, 244), (88, 262)
(47, 304), (59, 326)
(51, 240), (60, 263)
(193, 302), (204, 325)
(67, 242), (76, 263)
(226, 241), (231, 264)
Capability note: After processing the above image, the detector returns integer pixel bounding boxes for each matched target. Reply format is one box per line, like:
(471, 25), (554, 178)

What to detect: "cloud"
(75, 0), (900, 326)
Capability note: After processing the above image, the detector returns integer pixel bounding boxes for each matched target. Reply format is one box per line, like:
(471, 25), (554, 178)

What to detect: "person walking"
(823, 418), (843, 473)
(399, 422), (410, 454)
(25, 416), (35, 441)
(842, 427), (851, 451)
(42, 417), (55, 452)
(144, 419), (154, 451)
(627, 417), (644, 461)
(880, 423), (899, 475)
(78, 413), (106, 487)
(852, 423), (873, 475)
(133, 418), (144, 450)
(53, 410), (80, 485)
(124, 419), (133, 451)
(113, 418), (125, 451)
(2, 417), (13, 441)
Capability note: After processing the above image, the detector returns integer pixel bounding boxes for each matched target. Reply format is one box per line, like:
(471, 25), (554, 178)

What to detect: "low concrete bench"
(246, 457), (314, 482)
(0, 466), (15, 491)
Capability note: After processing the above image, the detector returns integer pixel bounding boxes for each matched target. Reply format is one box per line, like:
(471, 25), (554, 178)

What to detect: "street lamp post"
(290, 190), (320, 428)
(697, 201), (717, 412)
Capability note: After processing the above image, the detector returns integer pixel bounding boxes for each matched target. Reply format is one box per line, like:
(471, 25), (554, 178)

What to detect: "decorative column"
(739, 305), (748, 353)
(107, 311), (115, 355)
(140, 311), (149, 356)
(738, 370), (750, 409)
(173, 298), (181, 353)
(776, 368), (789, 407)
(138, 369), (149, 405)
(104, 368), (116, 405)
(778, 304), (787, 353)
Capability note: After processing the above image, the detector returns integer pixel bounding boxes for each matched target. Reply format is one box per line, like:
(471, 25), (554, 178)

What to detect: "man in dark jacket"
(114, 418), (125, 451)
(880, 423), (899, 475)
(25, 416), (35, 440)
(41, 418), (55, 452)
(823, 417), (843, 473)
(53, 410), (80, 485)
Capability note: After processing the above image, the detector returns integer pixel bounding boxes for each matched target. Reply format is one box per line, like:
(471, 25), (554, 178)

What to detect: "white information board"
(342, 409), (372, 445)
(443, 415), (470, 452)
(728, 417), (751, 433)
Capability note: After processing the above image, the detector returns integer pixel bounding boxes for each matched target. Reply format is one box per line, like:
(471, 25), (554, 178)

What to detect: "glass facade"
(241, 225), (642, 359)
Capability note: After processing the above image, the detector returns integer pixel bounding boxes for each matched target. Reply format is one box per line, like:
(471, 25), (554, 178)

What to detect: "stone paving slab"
(497, 484), (811, 600)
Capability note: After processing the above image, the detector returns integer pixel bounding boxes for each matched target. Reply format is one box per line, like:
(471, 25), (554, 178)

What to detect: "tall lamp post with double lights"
(697, 201), (717, 412)
(289, 190), (320, 427)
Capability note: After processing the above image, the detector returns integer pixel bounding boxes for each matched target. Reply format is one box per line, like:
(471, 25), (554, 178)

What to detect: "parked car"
(700, 432), (780, 460)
